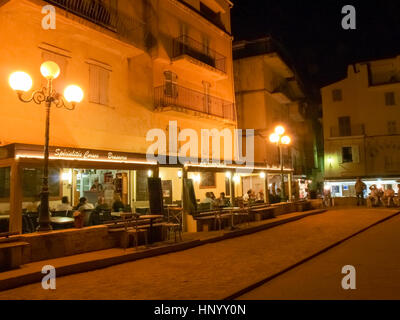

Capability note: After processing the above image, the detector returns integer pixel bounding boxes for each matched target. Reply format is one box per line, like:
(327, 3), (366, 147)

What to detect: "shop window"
(342, 147), (353, 163)
(22, 168), (61, 199)
(0, 167), (10, 199)
(89, 64), (110, 105)
(332, 89), (342, 102)
(385, 92), (396, 106)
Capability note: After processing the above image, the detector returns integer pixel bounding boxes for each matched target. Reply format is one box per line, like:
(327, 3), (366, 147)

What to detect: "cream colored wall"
(159, 167), (182, 201)
(188, 171), (226, 201)
(0, 0), (236, 162)
(322, 57), (400, 179)
(234, 55), (302, 166)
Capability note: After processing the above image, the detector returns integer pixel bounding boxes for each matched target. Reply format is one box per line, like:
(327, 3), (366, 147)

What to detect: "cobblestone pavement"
(238, 213), (400, 300)
(0, 208), (397, 300)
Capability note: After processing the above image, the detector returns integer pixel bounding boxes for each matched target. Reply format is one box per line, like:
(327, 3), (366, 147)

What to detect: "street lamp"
(269, 125), (291, 201)
(9, 61), (83, 232)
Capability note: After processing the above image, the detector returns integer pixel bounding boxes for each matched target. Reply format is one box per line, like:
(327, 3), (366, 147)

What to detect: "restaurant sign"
(12, 144), (153, 164)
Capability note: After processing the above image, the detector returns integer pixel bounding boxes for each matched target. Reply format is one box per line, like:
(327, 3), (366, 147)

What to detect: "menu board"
(0, 167), (10, 198)
(22, 167), (60, 198)
(136, 170), (149, 201)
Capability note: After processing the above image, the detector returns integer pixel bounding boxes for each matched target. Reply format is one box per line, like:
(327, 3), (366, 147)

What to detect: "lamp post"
(9, 61), (83, 232)
(269, 125), (291, 202)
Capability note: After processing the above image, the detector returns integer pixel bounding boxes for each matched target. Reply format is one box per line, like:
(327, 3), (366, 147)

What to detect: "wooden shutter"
(352, 145), (360, 163)
(41, 50), (68, 92)
(337, 149), (343, 164)
(89, 64), (100, 104)
(99, 67), (109, 106)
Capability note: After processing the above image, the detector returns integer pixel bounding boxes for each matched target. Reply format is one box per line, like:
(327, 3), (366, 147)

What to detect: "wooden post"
(9, 161), (22, 233)
(182, 166), (188, 232)
(288, 172), (293, 202)
(264, 173), (270, 205)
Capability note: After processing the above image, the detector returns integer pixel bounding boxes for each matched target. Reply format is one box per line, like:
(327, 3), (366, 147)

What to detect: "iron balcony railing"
(44, 0), (145, 48)
(330, 124), (365, 138)
(173, 35), (226, 73)
(154, 85), (235, 122)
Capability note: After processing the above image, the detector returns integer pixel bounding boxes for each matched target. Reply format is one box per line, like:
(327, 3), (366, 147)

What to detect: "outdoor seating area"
(187, 200), (312, 232)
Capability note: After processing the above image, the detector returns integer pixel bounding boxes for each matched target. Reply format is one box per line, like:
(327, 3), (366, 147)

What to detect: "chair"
(100, 210), (112, 223)
(53, 210), (67, 217)
(22, 214), (34, 234)
(164, 207), (183, 242)
(122, 217), (148, 250)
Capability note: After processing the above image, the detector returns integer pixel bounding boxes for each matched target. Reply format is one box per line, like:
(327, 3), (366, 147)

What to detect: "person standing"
(355, 178), (366, 206)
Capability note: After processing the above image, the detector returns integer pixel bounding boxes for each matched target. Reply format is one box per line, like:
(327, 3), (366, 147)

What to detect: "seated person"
(112, 194), (125, 212)
(202, 192), (214, 204)
(382, 186), (395, 207)
(243, 190), (252, 201)
(26, 195), (40, 212)
(368, 185), (380, 206)
(56, 196), (73, 211)
(216, 192), (230, 207)
(90, 179), (103, 192)
(257, 191), (265, 202)
(75, 197), (94, 211)
(94, 196), (109, 213)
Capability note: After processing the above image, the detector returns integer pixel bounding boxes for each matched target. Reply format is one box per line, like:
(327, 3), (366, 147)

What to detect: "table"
(138, 214), (163, 244)
(223, 207), (241, 230)
(50, 217), (74, 229)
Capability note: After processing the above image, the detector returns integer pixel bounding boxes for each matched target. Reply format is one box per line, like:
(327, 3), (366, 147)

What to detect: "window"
(164, 71), (178, 98)
(0, 167), (10, 198)
(41, 50), (68, 92)
(385, 92), (396, 106)
(388, 121), (397, 134)
(338, 116), (351, 136)
(342, 147), (353, 163)
(89, 64), (110, 105)
(332, 89), (342, 102)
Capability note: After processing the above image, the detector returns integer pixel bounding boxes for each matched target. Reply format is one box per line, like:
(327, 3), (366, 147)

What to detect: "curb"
(223, 210), (400, 300)
(0, 209), (325, 292)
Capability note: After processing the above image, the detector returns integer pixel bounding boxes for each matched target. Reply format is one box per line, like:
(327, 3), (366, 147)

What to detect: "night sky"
(232, 0), (400, 101)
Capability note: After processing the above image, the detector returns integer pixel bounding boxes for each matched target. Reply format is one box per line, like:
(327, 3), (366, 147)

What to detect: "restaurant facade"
(0, 0), (298, 234)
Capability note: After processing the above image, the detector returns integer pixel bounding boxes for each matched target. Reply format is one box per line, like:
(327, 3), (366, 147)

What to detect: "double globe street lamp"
(9, 61), (84, 231)
(269, 125), (291, 201)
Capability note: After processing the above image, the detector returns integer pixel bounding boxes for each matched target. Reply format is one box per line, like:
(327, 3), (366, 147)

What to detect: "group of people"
(202, 192), (231, 208)
(53, 193), (127, 214)
(355, 178), (400, 207)
(243, 189), (265, 203)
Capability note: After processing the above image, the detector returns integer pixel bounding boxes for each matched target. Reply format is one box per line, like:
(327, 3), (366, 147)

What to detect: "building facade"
(233, 37), (316, 199)
(0, 0), (248, 233)
(321, 56), (400, 196)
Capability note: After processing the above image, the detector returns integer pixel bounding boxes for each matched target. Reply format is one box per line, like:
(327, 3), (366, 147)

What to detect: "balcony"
(44, 0), (145, 50)
(172, 36), (227, 80)
(330, 124), (365, 138)
(154, 85), (236, 123)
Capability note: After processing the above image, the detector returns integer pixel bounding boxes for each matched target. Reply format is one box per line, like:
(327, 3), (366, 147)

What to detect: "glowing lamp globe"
(260, 172), (266, 179)
(233, 175), (241, 184)
(64, 85), (84, 103)
(40, 61), (60, 80)
(225, 171), (232, 178)
(281, 136), (291, 145)
(275, 125), (285, 135)
(9, 71), (33, 92)
(269, 133), (280, 143)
